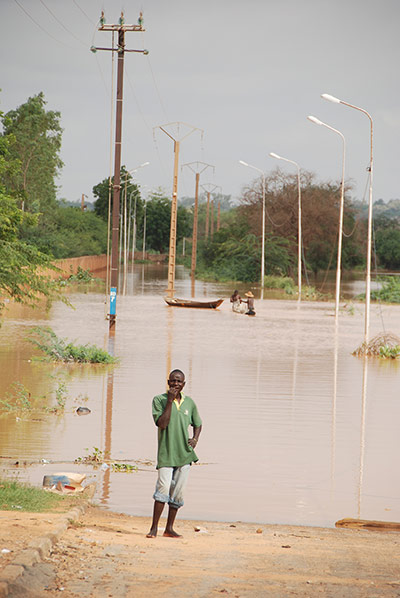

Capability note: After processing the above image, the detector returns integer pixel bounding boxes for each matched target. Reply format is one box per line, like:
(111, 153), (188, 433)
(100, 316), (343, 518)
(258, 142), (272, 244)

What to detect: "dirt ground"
(2, 505), (400, 598)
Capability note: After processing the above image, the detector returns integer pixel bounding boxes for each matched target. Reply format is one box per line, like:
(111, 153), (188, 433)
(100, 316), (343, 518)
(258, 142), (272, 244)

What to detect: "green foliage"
(375, 228), (400, 270)
(197, 223), (293, 283)
(1, 92), (63, 213)
(28, 326), (118, 363)
(0, 478), (68, 512)
(264, 275), (295, 293)
(0, 104), (66, 311)
(111, 462), (137, 473)
(142, 191), (192, 253)
(369, 276), (400, 303)
(67, 267), (95, 283)
(379, 344), (400, 359)
(0, 382), (33, 412)
(75, 447), (104, 464)
(20, 205), (108, 259)
(144, 194), (171, 252)
(93, 166), (141, 222)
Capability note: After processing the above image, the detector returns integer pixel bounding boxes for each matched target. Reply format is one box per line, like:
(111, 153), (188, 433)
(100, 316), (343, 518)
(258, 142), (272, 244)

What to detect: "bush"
(28, 326), (118, 363)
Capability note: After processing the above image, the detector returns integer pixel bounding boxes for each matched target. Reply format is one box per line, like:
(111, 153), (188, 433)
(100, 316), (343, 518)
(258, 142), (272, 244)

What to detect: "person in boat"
(147, 369), (202, 539)
(230, 289), (246, 313)
(243, 291), (256, 316)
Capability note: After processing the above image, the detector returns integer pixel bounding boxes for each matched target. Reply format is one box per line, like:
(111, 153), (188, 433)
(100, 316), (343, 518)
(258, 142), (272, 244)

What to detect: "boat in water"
(164, 297), (224, 309)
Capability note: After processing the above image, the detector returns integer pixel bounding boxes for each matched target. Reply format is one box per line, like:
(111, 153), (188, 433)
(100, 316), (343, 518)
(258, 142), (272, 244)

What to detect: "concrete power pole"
(201, 183), (220, 241)
(182, 162), (214, 281)
(92, 11), (148, 330)
(154, 123), (203, 298)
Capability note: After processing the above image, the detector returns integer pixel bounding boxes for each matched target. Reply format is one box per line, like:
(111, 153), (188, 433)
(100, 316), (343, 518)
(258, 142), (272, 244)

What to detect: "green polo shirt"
(152, 392), (202, 469)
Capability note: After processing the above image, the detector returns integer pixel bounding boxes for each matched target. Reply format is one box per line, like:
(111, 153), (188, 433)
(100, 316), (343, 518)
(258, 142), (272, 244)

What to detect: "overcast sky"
(1, 0), (399, 206)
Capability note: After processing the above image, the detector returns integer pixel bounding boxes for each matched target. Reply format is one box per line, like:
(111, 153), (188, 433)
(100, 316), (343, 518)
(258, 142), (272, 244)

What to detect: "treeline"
(189, 172), (400, 283)
(1, 92), (399, 312)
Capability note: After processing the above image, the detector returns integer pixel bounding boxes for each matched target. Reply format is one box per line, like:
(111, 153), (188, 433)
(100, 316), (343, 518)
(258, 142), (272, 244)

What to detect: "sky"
(1, 0), (399, 206)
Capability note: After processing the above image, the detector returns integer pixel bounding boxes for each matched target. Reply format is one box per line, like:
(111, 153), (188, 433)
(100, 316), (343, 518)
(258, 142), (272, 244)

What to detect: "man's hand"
(167, 386), (180, 403)
(188, 437), (198, 449)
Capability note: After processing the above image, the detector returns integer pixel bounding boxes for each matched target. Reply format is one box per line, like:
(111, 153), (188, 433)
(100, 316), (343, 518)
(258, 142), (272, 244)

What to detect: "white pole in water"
(307, 115), (346, 319)
(322, 93), (373, 344)
(269, 152), (302, 301)
(239, 160), (266, 300)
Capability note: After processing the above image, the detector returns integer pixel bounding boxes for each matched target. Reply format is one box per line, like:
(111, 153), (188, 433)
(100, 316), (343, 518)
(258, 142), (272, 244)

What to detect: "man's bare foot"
(163, 530), (182, 538)
(146, 529), (157, 538)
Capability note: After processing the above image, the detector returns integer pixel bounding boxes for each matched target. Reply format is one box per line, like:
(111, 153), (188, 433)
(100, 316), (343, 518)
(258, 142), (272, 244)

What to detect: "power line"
(71, 0), (96, 25)
(39, 0), (87, 46)
(13, 0), (72, 48)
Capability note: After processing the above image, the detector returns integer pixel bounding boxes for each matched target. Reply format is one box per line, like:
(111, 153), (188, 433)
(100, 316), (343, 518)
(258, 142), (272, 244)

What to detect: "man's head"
(168, 369), (185, 393)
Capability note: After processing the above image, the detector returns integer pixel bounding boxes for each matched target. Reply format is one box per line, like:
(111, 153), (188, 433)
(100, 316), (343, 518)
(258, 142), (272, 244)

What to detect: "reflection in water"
(331, 321), (338, 496)
(358, 355), (368, 518)
(0, 266), (400, 527)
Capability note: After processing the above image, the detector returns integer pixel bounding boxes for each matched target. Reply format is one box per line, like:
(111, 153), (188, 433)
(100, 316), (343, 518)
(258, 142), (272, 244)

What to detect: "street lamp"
(239, 160), (266, 299)
(269, 152), (302, 301)
(322, 93), (373, 345)
(307, 115), (346, 319)
(122, 162), (150, 294)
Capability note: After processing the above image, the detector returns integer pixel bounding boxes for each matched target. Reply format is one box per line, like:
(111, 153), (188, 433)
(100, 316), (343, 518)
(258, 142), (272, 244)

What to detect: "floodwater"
(0, 264), (399, 528)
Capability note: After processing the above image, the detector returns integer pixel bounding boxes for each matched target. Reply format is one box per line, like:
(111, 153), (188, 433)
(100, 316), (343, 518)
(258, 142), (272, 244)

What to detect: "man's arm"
(188, 425), (202, 448)
(155, 388), (179, 429)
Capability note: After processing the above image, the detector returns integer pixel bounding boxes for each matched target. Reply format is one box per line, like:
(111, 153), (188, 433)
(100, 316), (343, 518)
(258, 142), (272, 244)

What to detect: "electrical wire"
(13, 0), (72, 48)
(71, 0), (96, 25)
(141, 32), (169, 122)
(39, 0), (87, 47)
(343, 173), (370, 238)
(372, 217), (386, 333)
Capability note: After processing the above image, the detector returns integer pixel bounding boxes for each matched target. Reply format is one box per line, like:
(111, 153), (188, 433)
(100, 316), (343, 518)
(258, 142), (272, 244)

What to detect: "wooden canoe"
(164, 297), (224, 309)
(335, 518), (400, 531)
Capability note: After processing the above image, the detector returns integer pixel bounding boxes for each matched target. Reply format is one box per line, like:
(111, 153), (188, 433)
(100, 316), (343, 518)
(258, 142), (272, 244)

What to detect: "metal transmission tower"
(154, 123), (203, 298)
(181, 162), (214, 281)
(91, 11), (148, 330)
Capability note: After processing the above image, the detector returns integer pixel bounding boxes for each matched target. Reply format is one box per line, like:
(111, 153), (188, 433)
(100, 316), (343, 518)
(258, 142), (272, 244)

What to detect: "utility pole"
(201, 183), (220, 241)
(92, 11), (147, 330)
(182, 162), (214, 281)
(154, 123), (203, 297)
(81, 193), (88, 211)
(217, 201), (221, 231)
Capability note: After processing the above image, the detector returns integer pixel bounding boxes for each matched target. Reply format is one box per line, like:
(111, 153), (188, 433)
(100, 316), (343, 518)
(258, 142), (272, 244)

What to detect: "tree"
(0, 106), (64, 311)
(93, 166), (142, 222)
(239, 168), (361, 276)
(375, 228), (400, 270)
(20, 205), (108, 259)
(0, 189), (63, 311)
(1, 93), (63, 213)
(140, 190), (192, 253)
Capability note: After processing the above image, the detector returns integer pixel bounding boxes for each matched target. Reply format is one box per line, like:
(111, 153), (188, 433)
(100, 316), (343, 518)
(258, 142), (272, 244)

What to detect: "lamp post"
(239, 161), (266, 299)
(307, 116), (346, 319)
(269, 152), (302, 301)
(321, 93), (373, 344)
(122, 162), (149, 294)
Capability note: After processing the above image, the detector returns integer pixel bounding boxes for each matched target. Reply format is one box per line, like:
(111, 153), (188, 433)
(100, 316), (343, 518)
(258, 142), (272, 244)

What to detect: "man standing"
(147, 369), (202, 538)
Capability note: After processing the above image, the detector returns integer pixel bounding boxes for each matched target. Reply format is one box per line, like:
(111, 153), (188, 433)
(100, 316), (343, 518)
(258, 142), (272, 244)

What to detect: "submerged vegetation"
(0, 379), (69, 415)
(74, 447), (137, 473)
(353, 332), (400, 358)
(28, 326), (117, 363)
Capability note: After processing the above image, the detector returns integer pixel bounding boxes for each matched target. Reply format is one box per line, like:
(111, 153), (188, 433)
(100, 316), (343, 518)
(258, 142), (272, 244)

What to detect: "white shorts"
(153, 464), (191, 508)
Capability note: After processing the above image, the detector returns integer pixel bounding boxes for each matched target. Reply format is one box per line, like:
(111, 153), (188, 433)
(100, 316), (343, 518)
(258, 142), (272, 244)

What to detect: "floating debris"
(352, 332), (400, 357)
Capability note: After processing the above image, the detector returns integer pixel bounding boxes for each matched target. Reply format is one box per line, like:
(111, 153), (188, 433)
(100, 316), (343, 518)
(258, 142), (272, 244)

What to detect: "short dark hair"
(169, 369), (185, 380)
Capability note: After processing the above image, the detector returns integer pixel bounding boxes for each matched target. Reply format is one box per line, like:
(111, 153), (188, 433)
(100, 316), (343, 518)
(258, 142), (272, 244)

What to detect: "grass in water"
(28, 326), (117, 363)
(0, 478), (73, 512)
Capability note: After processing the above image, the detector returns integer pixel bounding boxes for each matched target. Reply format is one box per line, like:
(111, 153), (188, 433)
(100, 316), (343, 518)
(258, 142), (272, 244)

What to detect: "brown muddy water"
(0, 264), (399, 528)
